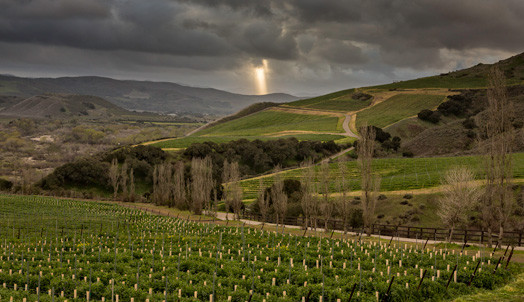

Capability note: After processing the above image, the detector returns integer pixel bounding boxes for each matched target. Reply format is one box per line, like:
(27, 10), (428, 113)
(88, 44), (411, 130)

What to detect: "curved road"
(342, 114), (359, 138)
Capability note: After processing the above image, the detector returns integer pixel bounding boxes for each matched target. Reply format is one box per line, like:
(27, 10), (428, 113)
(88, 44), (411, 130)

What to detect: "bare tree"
(190, 157), (213, 215)
(358, 125), (381, 234)
(318, 161), (333, 231)
(481, 66), (515, 245)
(120, 161), (129, 201)
(210, 181), (218, 218)
(173, 161), (186, 209)
(438, 166), (482, 242)
(229, 161), (243, 219)
(300, 160), (315, 230)
(320, 199), (334, 231)
(257, 178), (270, 222)
(222, 160), (232, 220)
(109, 158), (120, 199)
(153, 163), (172, 206)
(271, 165), (288, 228)
(128, 168), (135, 202)
(337, 158), (351, 234)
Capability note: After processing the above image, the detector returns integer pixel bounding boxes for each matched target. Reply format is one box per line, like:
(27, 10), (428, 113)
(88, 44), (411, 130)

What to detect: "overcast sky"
(1, 0), (523, 96)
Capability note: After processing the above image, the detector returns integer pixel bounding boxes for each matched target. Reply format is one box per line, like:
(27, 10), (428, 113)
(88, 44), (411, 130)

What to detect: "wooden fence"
(242, 213), (524, 247)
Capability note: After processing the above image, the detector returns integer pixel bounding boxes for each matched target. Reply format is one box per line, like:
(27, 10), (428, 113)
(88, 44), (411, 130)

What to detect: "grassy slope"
(239, 152), (524, 199)
(286, 88), (372, 112)
(374, 53), (524, 90)
(286, 89), (355, 107)
(196, 110), (341, 136)
(150, 109), (345, 148)
(356, 94), (446, 128)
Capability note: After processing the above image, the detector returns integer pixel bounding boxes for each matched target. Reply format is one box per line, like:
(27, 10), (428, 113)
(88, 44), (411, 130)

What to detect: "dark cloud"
(0, 0), (522, 95)
(0, 0), (110, 20)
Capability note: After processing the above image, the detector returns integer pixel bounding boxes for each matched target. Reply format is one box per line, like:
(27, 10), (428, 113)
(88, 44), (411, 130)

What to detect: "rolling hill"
(150, 52), (524, 151)
(0, 93), (132, 119)
(0, 75), (299, 115)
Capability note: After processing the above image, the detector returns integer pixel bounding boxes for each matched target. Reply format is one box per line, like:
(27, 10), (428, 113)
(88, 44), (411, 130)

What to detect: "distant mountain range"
(0, 75), (299, 115)
(0, 93), (131, 119)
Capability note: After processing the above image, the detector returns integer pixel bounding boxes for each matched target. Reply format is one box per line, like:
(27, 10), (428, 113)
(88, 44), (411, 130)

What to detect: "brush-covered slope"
(0, 93), (130, 119)
(0, 75), (299, 115)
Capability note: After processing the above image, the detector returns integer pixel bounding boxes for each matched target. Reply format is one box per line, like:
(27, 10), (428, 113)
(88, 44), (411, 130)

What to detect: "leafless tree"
(438, 166), (482, 242)
(128, 168), (135, 202)
(173, 161), (186, 209)
(190, 157), (213, 215)
(358, 125), (381, 234)
(318, 161), (333, 231)
(120, 161), (129, 201)
(222, 160), (232, 220)
(337, 158), (352, 234)
(320, 199), (334, 231)
(228, 161), (243, 219)
(271, 165), (288, 228)
(258, 178), (270, 222)
(109, 158), (120, 199)
(300, 160), (315, 230)
(153, 163), (173, 206)
(211, 181), (218, 218)
(481, 66), (516, 245)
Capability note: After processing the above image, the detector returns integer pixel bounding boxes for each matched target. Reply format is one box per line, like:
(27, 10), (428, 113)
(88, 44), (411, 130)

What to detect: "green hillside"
(150, 108), (348, 148)
(145, 52), (524, 150)
(197, 110), (341, 136)
(356, 94), (446, 128)
(374, 52), (524, 90)
(238, 152), (524, 199)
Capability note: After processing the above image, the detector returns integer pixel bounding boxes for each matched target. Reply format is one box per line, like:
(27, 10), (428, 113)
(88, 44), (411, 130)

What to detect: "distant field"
(151, 133), (347, 149)
(238, 152), (524, 199)
(286, 88), (371, 112)
(356, 94), (446, 128)
(286, 89), (355, 107)
(196, 109), (342, 137)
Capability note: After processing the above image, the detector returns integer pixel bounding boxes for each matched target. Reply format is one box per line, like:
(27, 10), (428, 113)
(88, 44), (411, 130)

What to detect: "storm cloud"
(0, 0), (523, 95)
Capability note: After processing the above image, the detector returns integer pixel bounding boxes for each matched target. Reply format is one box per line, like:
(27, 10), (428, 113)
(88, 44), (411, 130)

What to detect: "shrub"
(462, 117), (477, 129)
(418, 109), (441, 123)
(402, 151), (414, 158)
(0, 178), (13, 191)
(349, 209), (364, 228)
(403, 194), (413, 199)
(83, 102), (96, 109)
(351, 92), (372, 101)
(437, 94), (472, 116)
(40, 158), (110, 190)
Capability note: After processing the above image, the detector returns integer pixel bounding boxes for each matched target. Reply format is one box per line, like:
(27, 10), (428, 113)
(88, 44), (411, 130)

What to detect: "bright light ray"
(255, 67), (267, 95)
(254, 59), (268, 95)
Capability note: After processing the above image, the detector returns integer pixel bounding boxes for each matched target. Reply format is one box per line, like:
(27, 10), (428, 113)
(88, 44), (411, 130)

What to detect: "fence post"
(519, 232), (522, 247)
(407, 227), (411, 238)
(481, 230), (484, 245)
